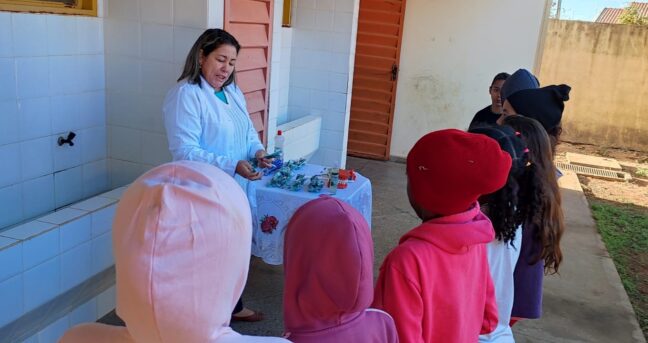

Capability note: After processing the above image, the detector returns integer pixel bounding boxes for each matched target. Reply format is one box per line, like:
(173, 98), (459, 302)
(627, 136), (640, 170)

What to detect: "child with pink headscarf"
(282, 196), (398, 343)
(60, 161), (288, 343)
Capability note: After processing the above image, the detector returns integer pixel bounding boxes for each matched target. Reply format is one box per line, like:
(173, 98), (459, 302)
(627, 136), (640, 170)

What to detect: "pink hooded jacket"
(60, 161), (288, 343)
(373, 203), (498, 343)
(283, 196), (398, 343)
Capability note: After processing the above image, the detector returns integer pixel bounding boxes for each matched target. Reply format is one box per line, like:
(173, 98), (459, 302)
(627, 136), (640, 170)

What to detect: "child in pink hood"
(60, 161), (288, 343)
(373, 129), (512, 343)
(283, 196), (398, 343)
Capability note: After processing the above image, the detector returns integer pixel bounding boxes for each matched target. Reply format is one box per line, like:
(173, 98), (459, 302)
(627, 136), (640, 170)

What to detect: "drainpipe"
(556, 0), (562, 19)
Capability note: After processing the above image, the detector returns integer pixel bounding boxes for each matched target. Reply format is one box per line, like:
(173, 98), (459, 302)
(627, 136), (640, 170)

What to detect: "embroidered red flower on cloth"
(260, 215), (279, 234)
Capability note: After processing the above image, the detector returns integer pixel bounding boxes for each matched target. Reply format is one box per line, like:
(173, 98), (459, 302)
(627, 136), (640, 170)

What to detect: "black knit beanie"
(506, 84), (571, 132)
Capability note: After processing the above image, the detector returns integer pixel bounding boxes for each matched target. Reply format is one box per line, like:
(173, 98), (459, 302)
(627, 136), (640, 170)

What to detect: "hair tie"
(515, 131), (521, 136)
(523, 148), (530, 153)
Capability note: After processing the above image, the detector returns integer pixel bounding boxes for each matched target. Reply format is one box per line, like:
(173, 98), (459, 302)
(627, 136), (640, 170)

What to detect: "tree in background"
(619, 3), (648, 25)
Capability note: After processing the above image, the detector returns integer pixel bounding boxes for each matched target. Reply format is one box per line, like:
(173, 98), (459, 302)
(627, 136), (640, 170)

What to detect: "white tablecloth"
(251, 164), (372, 265)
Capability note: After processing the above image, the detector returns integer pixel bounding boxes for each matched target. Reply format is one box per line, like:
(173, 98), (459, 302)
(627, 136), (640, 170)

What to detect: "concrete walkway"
(232, 158), (644, 342)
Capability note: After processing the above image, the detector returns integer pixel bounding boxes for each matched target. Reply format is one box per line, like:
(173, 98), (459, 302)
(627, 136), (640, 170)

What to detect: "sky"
(556, 0), (632, 21)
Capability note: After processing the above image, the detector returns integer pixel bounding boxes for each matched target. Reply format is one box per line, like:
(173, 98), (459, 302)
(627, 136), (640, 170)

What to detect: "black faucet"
(57, 132), (76, 146)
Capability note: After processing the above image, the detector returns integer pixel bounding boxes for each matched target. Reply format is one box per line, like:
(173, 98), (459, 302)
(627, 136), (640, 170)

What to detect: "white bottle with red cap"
(274, 130), (284, 162)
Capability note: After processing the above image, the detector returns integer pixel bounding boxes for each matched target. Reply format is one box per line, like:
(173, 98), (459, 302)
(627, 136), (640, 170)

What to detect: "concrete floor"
(233, 158), (645, 342)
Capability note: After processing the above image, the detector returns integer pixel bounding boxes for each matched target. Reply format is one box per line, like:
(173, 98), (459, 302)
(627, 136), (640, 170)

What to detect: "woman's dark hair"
(470, 125), (529, 245)
(502, 115), (565, 274)
(178, 28), (241, 87)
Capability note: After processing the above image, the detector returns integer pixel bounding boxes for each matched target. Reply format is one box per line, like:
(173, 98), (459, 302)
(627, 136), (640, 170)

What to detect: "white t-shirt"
(479, 226), (523, 343)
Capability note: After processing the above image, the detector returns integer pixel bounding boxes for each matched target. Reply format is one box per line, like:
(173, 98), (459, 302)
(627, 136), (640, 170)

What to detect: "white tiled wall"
(0, 12), (109, 229)
(104, 0), (212, 187)
(0, 189), (123, 334)
(286, 0), (358, 168)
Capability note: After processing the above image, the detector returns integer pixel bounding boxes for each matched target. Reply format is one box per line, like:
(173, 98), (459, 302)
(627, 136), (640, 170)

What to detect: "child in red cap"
(373, 129), (512, 343)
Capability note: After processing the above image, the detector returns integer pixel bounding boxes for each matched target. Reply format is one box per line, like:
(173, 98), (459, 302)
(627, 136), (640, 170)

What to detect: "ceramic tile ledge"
(0, 186), (129, 252)
(0, 267), (116, 343)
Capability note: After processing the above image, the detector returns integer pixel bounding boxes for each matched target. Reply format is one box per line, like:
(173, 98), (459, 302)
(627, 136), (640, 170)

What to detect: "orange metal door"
(224, 0), (274, 145)
(348, 0), (407, 160)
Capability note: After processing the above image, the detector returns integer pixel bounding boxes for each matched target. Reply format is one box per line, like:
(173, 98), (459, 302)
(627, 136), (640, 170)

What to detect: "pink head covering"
(283, 196), (374, 333)
(60, 161), (287, 343)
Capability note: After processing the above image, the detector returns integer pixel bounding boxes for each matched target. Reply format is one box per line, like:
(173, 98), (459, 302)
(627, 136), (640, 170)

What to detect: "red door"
(224, 0), (274, 145)
(348, 0), (407, 160)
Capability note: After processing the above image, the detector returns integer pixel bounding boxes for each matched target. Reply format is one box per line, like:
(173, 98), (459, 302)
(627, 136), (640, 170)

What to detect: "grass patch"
(590, 199), (648, 338)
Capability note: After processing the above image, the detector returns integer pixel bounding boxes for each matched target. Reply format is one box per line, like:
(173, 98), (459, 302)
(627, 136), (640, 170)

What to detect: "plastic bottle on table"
(274, 130), (284, 162)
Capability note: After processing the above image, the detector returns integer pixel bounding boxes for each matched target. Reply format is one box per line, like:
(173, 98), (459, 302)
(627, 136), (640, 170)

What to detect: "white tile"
(96, 285), (116, 318)
(0, 239), (21, 281)
(295, 8), (317, 29)
(37, 207), (88, 225)
(297, 0), (317, 9)
(110, 126), (142, 162)
(18, 97), (51, 140)
(173, 27), (204, 63)
(99, 186), (128, 200)
(16, 57), (49, 99)
(110, 159), (145, 188)
(333, 11), (354, 33)
(141, 61), (176, 96)
(59, 214), (91, 252)
(37, 314), (69, 343)
(47, 15), (79, 56)
(54, 166), (84, 208)
(92, 232), (113, 274)
(69, 298), (97, 326)
(142, 24), (174, 62)
(91, 204), (116, 238)
(22, 174), (55, 219)
(321, 111), (346, 131)
(330, 32), (352, 53)
(24, 257), (60, 312)
(22, 228), (59, 270)
(105, 56), (140, 92)
(106, 91), (142, 127)
(0, 184), (23, 228)
(141, 132), (172, 166)
(320, 129), (344, 150)
(0, 13), (12, 57)
(1, 220), (57, 240)
(0, 59), (17, 101)
(50, 95), (81, 134)
(0, 275), (23, 327)
(77, 55), (105, 92)
(174, 0), (207, 28)
(106, 0), (139, 21)
(335, 0), (355, 13)
(317, 0), (335, 10)
(78, 92), (106, 129)
(53, 134), (82, 172)
(77, 17), (104, 54)
(315, 10), (334, 31)
(104, 20), (140, 57)
(330, 52), (350, 74)
(80, 126), (107, 163)
(21, 137), (53, 181)
(141, 0), (173, 25)
(138, 95), (167, 133)
(11, 14), (48, 57)
(83, 159), (110, 198)
(60, 241), (92, 292)
(0, 143), (21, 188)
(49, 56), (80, 95)
(329, 72), (348, 93)
(71, 196), (115, 212)
(329, 91), (349, 112)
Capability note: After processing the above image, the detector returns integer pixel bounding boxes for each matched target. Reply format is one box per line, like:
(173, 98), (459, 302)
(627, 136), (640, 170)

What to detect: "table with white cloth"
(251, 164), (372, 265)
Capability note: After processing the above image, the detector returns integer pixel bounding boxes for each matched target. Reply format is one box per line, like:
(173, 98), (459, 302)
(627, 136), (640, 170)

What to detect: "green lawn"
(590, 199), (648, 339)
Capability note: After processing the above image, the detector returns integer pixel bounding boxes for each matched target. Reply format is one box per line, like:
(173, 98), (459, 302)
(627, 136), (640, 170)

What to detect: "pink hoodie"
(60, 161), (288, 343)
(283, 196), (398, 343)
(373, 203), (498, 343)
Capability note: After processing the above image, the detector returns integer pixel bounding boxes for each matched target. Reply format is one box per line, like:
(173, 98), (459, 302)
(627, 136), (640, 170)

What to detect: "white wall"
(389, 0), (549, 158)
(0, 12), (108, 229)
(287, 0), (359, 167)
(105, 0), (215, 187)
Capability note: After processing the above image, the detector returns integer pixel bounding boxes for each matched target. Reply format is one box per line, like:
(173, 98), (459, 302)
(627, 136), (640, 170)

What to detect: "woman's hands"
(236, 160), (262, 180)
(255, 150), (274, 169)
